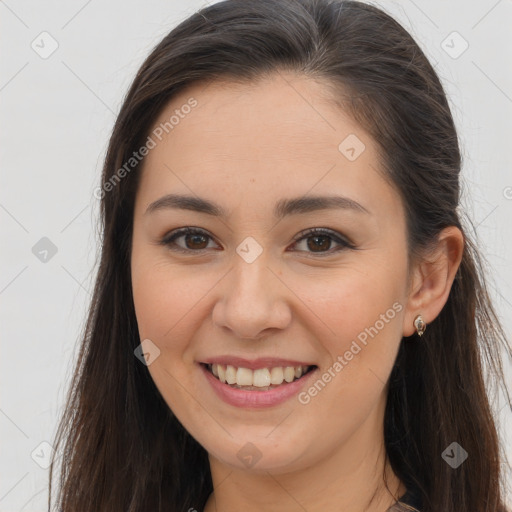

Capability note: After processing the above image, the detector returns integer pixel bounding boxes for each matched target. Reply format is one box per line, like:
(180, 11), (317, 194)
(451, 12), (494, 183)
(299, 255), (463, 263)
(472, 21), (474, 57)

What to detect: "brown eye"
(306, 234), (331, 252)
(160, 226), (354, 256)
(183, 232), (209, 250)
(291, 228), (354, 256)
(161, 227), (218, 253)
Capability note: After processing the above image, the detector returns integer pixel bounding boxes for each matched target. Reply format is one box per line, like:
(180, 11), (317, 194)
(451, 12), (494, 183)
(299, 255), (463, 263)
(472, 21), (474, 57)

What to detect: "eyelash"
(159, 227), (355, 256)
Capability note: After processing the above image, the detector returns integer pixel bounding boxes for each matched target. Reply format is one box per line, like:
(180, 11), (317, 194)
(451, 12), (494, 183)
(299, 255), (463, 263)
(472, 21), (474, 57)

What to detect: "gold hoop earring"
(414, 315), (426, 337)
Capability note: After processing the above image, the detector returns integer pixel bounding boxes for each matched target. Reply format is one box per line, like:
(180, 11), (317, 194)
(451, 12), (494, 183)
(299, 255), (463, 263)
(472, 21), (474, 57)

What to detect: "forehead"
(136, 72), (401, 222)
(145, 73), (364, 165)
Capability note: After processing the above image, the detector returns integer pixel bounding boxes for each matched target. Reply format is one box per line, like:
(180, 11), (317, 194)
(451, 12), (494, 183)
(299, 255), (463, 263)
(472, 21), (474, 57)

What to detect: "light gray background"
(1, 0), (511, 510)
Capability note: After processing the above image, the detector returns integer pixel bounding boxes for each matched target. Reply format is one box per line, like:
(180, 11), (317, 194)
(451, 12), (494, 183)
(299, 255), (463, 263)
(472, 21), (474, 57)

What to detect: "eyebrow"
(144, 193), (370, 218)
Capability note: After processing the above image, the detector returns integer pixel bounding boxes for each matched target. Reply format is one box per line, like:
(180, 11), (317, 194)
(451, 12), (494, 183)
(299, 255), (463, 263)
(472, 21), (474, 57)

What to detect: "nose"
(211, 252), (292, 340)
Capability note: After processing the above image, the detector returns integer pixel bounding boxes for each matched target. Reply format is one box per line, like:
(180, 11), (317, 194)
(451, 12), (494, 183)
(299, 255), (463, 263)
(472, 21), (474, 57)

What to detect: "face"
(130, 72), (411, 474)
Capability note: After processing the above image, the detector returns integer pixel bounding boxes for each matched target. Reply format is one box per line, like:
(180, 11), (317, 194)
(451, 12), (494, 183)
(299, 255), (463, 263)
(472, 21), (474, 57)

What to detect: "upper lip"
(200, 356), (316, 370)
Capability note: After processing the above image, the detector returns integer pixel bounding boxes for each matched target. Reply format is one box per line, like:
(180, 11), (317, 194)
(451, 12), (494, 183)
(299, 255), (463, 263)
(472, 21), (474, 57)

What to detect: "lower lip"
(199, 363), (318, 408)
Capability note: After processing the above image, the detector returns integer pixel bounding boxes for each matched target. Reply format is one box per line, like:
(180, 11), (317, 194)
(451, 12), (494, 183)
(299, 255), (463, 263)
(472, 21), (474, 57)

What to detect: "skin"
(130, 71), (463, 512)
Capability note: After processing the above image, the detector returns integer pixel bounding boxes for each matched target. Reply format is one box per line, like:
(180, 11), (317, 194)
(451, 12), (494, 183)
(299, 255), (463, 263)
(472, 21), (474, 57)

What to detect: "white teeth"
(253, 368), (271, 387)
(225, 365), (237, 385)
(208, 363), (312, 387)
(217, 364), (226, 383)
(236, 367), (253, 386)
(283, 366), (295, 383)
(270, 367), (284, 385)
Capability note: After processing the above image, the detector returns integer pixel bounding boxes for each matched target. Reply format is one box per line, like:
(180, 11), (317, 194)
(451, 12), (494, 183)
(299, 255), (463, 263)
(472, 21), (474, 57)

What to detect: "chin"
(202, 429), (314, 474)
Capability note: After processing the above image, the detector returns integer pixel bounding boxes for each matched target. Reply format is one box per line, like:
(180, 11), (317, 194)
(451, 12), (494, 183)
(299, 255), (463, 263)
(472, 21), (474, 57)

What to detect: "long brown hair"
(48, 1), (512, 510)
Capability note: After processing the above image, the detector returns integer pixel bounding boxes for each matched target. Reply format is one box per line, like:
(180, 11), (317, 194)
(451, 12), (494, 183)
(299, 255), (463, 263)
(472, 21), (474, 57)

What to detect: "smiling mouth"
(202, 363), (317, 391)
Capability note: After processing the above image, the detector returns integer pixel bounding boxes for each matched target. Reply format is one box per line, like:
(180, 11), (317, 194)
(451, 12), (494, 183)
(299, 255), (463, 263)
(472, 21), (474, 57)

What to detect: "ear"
(402, 226), (464, 337)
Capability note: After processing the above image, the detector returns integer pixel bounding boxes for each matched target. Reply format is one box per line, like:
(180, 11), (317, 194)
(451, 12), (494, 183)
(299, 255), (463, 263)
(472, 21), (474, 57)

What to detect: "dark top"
(387, 488), (422, 511)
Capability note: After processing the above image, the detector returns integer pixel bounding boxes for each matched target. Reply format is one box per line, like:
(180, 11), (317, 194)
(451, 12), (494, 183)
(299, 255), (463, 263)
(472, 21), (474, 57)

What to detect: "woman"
(48, 0), (511, 511)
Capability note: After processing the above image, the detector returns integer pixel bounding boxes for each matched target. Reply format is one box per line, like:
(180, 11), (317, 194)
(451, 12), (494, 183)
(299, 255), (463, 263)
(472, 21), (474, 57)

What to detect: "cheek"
(131, 256), (221, 365)
(132, 266), (177, 342)
(291, 257), (406, 350)
(131, 260), (210, 418)
(290, 255), (406, 406)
